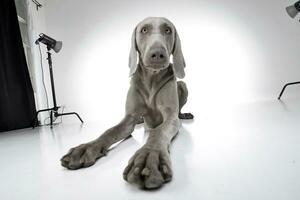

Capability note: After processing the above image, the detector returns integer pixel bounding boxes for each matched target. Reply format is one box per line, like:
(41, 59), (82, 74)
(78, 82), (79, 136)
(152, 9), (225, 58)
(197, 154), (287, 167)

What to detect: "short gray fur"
(61, 17), (193, 189)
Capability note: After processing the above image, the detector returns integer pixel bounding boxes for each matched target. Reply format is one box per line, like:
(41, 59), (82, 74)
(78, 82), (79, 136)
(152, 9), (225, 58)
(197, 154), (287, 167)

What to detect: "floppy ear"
(129, 27), (138, 76)
(172, 29), (186, 79)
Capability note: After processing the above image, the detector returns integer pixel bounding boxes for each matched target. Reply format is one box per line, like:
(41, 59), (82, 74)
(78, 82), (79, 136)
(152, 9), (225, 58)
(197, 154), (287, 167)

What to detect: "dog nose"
(151, 53), (164, 59)
(149, 50), (167, 63)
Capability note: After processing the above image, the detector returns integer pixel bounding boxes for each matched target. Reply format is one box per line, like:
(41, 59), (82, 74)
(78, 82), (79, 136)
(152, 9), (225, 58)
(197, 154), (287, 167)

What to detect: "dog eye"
(141, 27), (148, 34)
(165, 28), (172, 34)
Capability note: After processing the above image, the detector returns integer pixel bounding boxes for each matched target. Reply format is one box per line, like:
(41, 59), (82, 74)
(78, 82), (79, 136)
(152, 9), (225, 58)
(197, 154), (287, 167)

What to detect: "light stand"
(33, 34), (83, 128)
(278, 1), (300, 99)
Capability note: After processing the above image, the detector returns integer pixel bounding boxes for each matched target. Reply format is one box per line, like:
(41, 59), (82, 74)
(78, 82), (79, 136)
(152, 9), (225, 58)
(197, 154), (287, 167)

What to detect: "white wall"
(43, 0), (300, 123)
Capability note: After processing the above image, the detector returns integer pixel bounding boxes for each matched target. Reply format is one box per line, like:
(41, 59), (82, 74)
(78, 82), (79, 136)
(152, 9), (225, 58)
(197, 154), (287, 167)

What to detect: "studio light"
(286, 1), (300, 18)
(33, 33), (83, 128)
(35, 33), (62, 53)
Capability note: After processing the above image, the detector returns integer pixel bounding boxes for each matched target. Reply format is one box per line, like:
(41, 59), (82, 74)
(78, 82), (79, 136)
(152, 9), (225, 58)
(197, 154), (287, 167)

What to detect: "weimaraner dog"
(61, 17), (193, 189)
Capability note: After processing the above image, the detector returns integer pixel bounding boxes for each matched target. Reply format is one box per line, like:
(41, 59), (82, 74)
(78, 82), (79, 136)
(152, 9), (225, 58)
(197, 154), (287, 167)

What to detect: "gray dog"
(61, 17), (193, 189)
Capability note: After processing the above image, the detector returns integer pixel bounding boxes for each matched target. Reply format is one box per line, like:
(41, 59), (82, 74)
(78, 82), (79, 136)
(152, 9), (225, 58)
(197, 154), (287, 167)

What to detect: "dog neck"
(138, 62), (173, 84)
(131, 63), (175, 104)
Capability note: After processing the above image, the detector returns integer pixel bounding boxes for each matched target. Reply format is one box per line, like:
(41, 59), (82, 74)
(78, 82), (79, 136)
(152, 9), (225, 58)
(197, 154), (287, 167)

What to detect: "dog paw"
(123, 147), (172, 189)
(179, 112), (194, 120)
(61, 142), (107, 170)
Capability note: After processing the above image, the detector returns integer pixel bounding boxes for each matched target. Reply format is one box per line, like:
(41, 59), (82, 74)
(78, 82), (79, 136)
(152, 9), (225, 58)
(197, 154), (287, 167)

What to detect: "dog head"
(129, 17), (185, 78)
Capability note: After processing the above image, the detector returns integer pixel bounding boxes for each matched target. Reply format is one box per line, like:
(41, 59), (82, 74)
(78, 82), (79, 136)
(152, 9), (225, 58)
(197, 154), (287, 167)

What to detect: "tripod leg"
(73, 112), (84, 123)
(278, 81), (300, 100)
(278, 84), (288, 100)
(50, 111), (53, 128)
(57, 112), (84, 123)
(32, 113), (39, 128)
(32, 108), (54, 128)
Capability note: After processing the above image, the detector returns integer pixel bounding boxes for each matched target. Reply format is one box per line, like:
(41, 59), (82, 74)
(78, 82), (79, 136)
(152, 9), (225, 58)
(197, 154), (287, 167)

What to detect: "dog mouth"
(142, 58), (170, 72)
(143, 63), (169, 73)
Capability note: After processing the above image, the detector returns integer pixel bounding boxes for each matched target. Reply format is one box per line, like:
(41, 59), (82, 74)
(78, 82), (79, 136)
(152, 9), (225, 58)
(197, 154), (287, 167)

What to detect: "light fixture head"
(35, 33), (62, 53)
(286, 1), (300, 18)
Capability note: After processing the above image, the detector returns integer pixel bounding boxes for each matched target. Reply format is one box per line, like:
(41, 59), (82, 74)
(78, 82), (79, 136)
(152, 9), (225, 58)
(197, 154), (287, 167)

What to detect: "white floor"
(1, 98), (300, 200)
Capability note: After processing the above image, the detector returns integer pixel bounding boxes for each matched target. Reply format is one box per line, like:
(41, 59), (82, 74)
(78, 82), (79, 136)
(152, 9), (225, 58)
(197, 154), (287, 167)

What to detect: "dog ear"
(172, 29), (186, 79)
(129, 27), (138, 76)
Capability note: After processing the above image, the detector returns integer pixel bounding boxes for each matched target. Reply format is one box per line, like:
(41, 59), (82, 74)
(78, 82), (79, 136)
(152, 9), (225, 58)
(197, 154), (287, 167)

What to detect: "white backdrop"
(43, 0), (300, 123)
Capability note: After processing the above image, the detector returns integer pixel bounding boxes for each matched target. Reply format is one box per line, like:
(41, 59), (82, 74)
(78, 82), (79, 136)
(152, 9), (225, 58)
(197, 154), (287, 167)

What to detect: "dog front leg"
(61, 114), (140, 170)
(123, 112), (180, 189)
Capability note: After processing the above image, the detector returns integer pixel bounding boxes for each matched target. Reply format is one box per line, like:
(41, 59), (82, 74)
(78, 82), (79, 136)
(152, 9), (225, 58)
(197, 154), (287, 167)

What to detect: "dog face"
(129, 17), (186, 78)
(136, 17), (174, 71)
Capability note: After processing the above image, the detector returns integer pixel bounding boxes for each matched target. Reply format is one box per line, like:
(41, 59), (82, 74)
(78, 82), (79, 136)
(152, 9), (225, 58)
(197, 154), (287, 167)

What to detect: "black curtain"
(0, 0), (36, 132)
